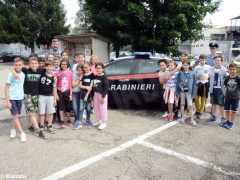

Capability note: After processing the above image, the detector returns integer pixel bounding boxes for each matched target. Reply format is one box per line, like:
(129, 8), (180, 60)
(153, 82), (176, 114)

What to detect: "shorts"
(38, 95), (55, 115)
(24, 94), (39, 115)
(224, 98), (239, 112)
(10, 100), (22, 116)
(210, 88), (224, 107)
(163, 87), (176, 104)
(57, 90), (71, 112)
(180, 92), (193, 106)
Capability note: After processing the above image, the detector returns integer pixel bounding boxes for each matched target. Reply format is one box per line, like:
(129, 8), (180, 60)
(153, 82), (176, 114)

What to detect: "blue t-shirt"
(7, 72), (25, 100)
(72, 73), (81, 92)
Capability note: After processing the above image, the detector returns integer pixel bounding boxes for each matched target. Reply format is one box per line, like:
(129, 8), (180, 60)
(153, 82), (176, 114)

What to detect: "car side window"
(138, 60), (159, 74)
(105, 59), (134, 75)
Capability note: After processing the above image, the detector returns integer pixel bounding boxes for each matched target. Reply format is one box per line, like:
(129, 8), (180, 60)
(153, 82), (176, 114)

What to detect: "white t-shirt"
(193, 64), (211, 84)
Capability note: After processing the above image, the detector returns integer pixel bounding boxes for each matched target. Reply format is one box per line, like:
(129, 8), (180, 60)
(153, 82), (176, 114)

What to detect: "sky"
(61, 0), (240, 28)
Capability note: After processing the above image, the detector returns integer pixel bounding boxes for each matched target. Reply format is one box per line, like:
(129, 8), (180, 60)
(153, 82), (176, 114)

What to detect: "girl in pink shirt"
(56, 59), (73, 128)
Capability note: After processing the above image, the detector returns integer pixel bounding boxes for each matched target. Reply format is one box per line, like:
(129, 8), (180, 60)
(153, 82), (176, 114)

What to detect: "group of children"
(159, 53), (240, 128)
(5, 52), (109, 142)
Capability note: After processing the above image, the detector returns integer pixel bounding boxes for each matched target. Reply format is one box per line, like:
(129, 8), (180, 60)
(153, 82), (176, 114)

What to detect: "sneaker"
(39, 124), (45, 131)
(197, 112), (203, 119)
(166, 114), (174, 121)
(179, 118), (185, 124)
(67, 120), (73, 127)
(73, 121), (82, 129)
(28, 126), (35, 133)
(86, 120), (93, 127)
(93, 121), (101, 127)
(162, 111), (168, 118)
(20, 132), (27, 142)
(59, 121), (66, 128)
(98, 122), (107, 130)
(35, 131), (45, 139)
(190, 120), (198, 127)
(177, 111), (182, 118)
(225, 121), (233, 129)
(10, 129), (16, 139)
(219, 118), (227, 127)
(47, 126), (55, 134)
(207, 115), (217, 122)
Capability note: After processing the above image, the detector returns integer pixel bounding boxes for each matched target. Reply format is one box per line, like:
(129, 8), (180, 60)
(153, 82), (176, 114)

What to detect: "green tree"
(0, 0), (69, 52)
(79, 0), (221, 55)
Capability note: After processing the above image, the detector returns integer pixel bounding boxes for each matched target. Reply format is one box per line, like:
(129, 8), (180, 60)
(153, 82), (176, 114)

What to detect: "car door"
(105, 58), (136, 108)
(132, 59), (164, 107)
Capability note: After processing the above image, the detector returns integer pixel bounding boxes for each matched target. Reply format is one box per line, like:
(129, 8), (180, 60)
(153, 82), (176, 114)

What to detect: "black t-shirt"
(224, 76), (240, 99)
(22, 68), (45, 95)
(93, 75), (109, 98)
(39, 73), (55, 96)
(80, 73), (95, 99)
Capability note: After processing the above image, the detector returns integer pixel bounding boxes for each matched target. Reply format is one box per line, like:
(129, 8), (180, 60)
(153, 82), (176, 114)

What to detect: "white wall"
(92, 38), (109, 64)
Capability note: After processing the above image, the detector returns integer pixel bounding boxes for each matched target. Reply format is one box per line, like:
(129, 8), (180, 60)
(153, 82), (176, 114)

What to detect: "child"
(193, 54), (211, 119)
(207, 56), (228, 123)
(176, 60), (197, 127)
(164, 60), (178, 121)
(38, 61), (57, 133)
(15, 54), (46, 138)
(93, 62), (109, 130)
(47, 54), (54, 62)
(72, 53), (85, 72)
(79, 62), (95, 126)
(221, 63), (240, 129)
(90, 55), (98, 75)
(72, 64), (84, 129)
(158, 59), (168, 118)
(38, 57), (46, 69)
(52, 57), (60, 74)
(5, 57), (26, 142)
(56, 59), (73, 128)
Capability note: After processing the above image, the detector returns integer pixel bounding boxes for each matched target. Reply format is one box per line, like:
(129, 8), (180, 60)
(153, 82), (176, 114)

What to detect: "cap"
(209, 42), (219, 48)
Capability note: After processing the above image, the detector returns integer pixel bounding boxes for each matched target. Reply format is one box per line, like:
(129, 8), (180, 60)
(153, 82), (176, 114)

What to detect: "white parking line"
(42, 121), (178, 180)
(138, 140), (240, 178)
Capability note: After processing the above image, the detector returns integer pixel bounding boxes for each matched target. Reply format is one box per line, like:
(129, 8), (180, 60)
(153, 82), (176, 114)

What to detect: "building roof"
(231, 15), (240, 20)
(55, 33), (111, 44)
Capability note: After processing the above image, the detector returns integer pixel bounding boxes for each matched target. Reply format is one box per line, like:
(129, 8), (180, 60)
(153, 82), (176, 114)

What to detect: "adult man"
(206, 42), (219, 67)
(45, 39), (61, 60)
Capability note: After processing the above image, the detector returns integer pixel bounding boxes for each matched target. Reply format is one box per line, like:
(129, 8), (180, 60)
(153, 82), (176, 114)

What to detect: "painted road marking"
(138, 140), (240, 178)
(42, 121), (178, 180)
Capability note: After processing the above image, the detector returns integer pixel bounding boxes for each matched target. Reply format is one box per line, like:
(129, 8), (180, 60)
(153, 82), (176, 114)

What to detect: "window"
(138, 60), (159, 74)
(105, 59), (134, 75)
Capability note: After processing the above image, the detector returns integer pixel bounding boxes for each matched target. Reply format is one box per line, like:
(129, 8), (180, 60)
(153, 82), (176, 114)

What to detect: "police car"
(105, 52), (165, 108)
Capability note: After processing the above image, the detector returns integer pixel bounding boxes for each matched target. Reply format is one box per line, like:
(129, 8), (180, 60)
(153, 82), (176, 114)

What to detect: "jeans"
(72, 92), (81, 121)
(79, 99), (91, 121)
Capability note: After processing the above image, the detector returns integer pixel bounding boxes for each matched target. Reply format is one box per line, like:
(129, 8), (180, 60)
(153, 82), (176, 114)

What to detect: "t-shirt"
(52, 67), (60, 74)
(72, 73), (81, 93)
(39, 73), (55, 96)
(213, 68), (222, 88)
(93, 75), (109, 98)
(91, 66), (97, 75)
(166, 68), (178, 88)
(194, 64), (211, 84)
(80, 73), (95, 99)
(56, 70), (73, 92)
(7, 72), (25, 100)
(224, 76), (240, 99)
(22, 68), (45, 95)
(158, 70), (167, 89)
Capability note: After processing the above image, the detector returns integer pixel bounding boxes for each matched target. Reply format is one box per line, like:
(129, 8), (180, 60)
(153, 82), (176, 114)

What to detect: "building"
(55, 33), (111, 64)
(179, 15), (240, 62)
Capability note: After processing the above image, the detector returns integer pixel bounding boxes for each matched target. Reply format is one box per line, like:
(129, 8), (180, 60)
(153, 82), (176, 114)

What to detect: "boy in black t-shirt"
(221, 63), (240, 129)
(38, 61), (57, 133)
(13, 54), (45, 138)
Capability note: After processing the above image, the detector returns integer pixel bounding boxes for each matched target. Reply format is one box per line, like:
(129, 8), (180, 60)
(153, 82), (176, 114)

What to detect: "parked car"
(0, 52), (21, 63)
(36, 50), (49, 59)
(105, 52), (165, 108)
